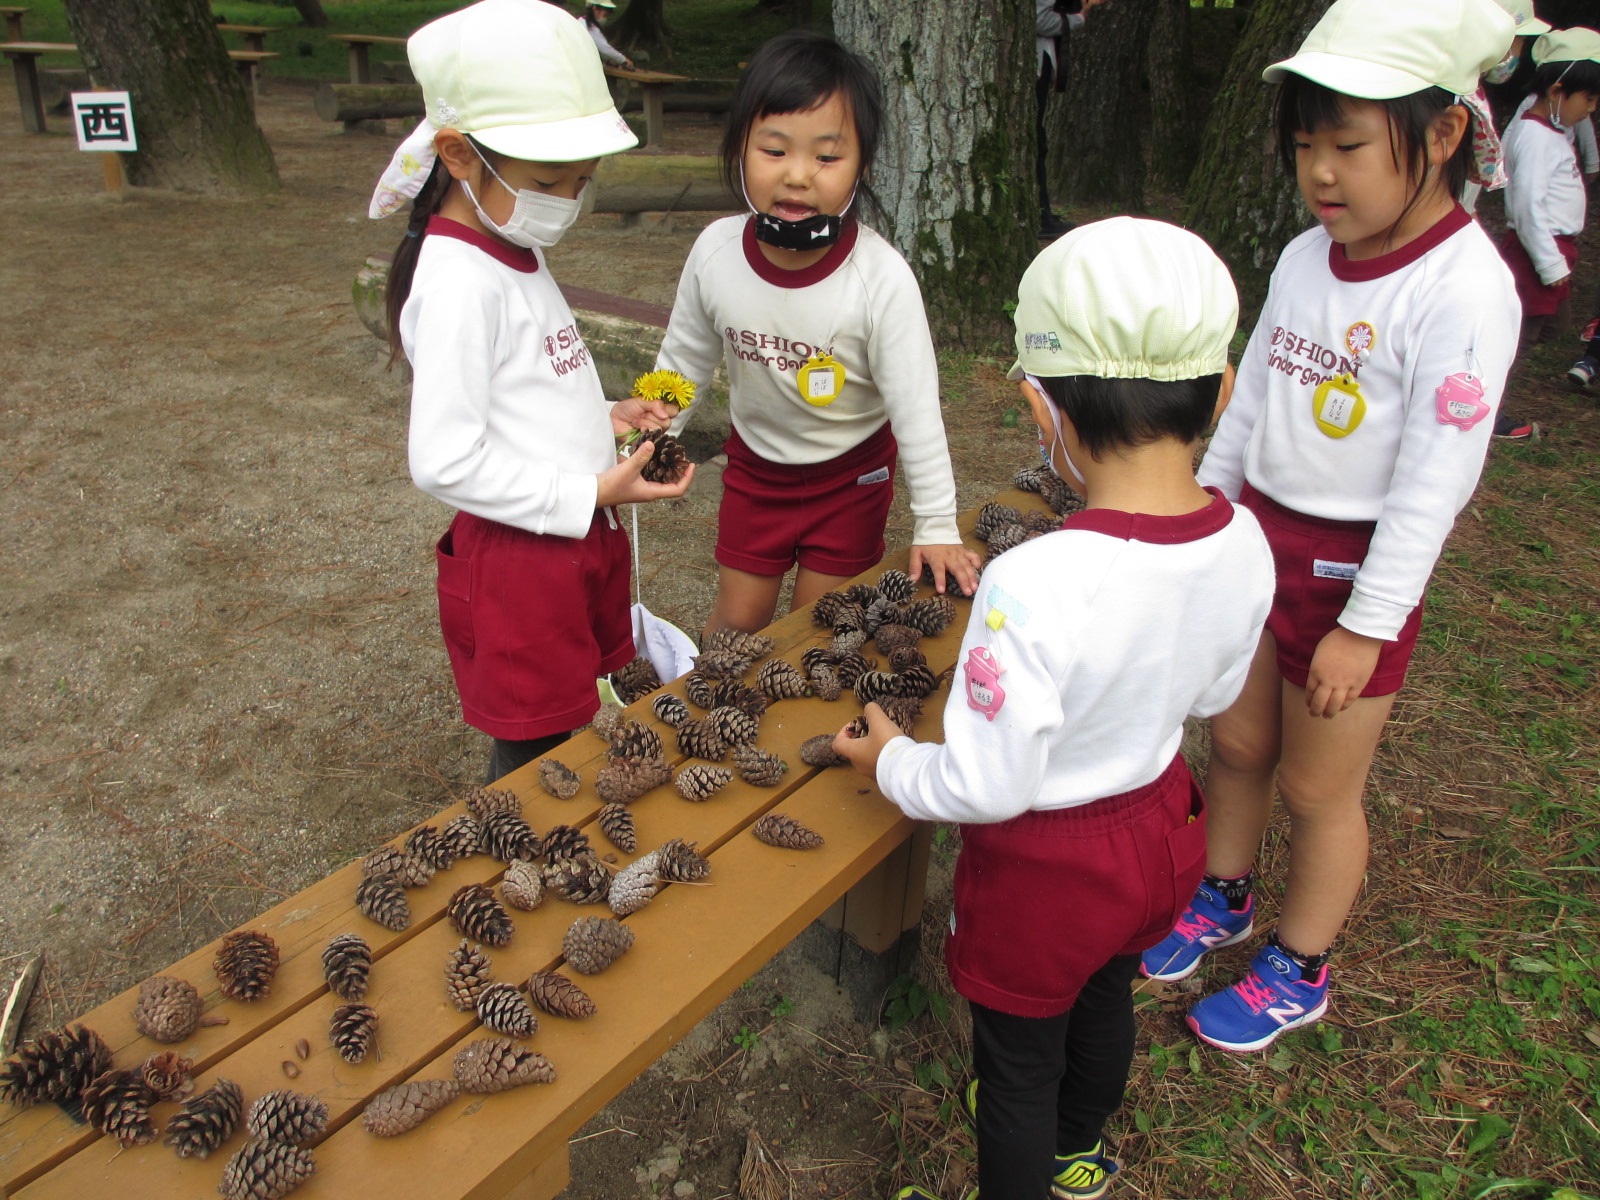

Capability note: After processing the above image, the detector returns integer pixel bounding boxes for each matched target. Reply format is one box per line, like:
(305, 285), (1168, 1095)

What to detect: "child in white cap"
(835, 218), (1274, 1200)
(369, 0), (693, 782)
(579, 0), (632, 69)
(1143, 0), (1520, 1054)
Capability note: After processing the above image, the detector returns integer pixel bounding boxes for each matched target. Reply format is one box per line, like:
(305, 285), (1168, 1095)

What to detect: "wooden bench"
(327, 32), (409, 85)
(604, 65), (690, 152)
(217, 24), (274, 94)
(0, 495), (1032, 1199)
(228, 49), (279, 101)
(0, 6), (27, 43)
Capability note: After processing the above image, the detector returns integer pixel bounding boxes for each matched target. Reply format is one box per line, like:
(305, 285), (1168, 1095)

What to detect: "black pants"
(1036, 56), (1054, 223)
(970, 954), (1140, 1199)
(486, 730), (570, 785)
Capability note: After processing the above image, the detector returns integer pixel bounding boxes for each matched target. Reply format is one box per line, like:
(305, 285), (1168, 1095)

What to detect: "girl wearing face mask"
(655, 31), (980, 639)
(372, 0), (693, 783)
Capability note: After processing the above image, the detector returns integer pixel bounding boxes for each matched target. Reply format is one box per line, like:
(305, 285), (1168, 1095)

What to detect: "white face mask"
(462, 145), (582, 249)
(1484, 53), (1519, 85)
(1026, 374), (1087, 487)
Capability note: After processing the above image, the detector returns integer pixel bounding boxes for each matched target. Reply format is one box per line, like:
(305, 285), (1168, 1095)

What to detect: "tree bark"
(1183, 0), (1333, 311)
(834, 0), (1037, 349)
(288, 0), (328, 29)
(62, 0), (278, 193)
(1148, 0), (1197, 194)
(611, 0), (669, 53)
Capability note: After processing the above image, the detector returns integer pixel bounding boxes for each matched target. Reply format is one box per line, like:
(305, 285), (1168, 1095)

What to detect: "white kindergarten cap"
(1007, 217), (1238, 384)
(1491, 0), (1552, 38)
(408, 0), (637, 161)
(1264, 0), (1516, 99)
(1532, 27), (1600, 67)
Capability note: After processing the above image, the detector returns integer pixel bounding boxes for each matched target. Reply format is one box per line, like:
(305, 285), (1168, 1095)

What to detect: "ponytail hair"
(385, 156), (453, 367)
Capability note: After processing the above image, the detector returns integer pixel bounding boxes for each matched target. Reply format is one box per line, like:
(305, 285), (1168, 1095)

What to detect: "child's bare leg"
(1271, 689), (1395, 955)
(790, 566), (855, 612)
(705, 565), (784, 637)
(1202, 632), (1285, 877)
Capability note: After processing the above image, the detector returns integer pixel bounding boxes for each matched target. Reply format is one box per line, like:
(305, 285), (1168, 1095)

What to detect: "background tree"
(62, 0), (278, 194)
(1148, 0), (1198, 193)
(611, 0), (669, 52)
(288, 0), (328, 30)
(834, 0), (1037, 349)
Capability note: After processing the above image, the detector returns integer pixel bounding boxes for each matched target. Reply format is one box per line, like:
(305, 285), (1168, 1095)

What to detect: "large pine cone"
(683, 670), (715, 709)
(597, 802), (637, 853)
(844, 582), (881, 607)
(1041, 471), (1083, 516)
(707, 704), (760, 747)
(140, 1050), (195, 1101)
(0, 1024), (112, 1106)
(984, 524), (1027, 562)
(440, 813), (483, 862)
(733, 745), (788, 787)
(246, 1089), (329, 1147)
(81, 1068), (157, 1146)
(753, 813), (826, 850)
(445, 940), (494, 1013)
(887, 645), (928, 672)
(447, 884), (514, 948)
(453, 1038), (556, 1094)
(829, 627), (868, 657)
(853, 670), (901, 706)
(755, 659), (809, 700)
(708, 628), (775, 658)
(360, 845), (432, 888)
(330, 1004), (378, 1064)
(362, 1079), (459, 1137)
(638, 431), (689, 485)
(810, 591), (851, 627)
(563, 916), (635, 975)
(501, 859), (545, 911)
(875, 622), (923, 656)
(479, 809), (541, 862)
(526, 971), (597, 1020)
(879, 694), (925, 735)
(608, 719), (663, 762)
(656, 838), (711, 883)
(1021, 508), (1063, 535)
(165, 1077), (243, 1159)
(546, 852), (611, 904)
(675, 717), (726, 762)
(591, 701), (627, 741)
(651, 693), (691, 728)
(214, 930), (280, 1002)
(132, 975), (203, 1044)
(800, 646), (837, 674)
(974, 501), (1024, 541)
(675, 763), (733, 801)
(863, 595), (905, 634)
(835, 652), (877, 688)
(808, 664), (842, 701)
(711, 678), (769, 717)
(612, 654), (663, 704)
(321, 933), (371, 1003)
(405, 824), (456, 871)
(595, 756), (673, 804)
(464, 785), (521, 822)
(607, 855), (661, 916)
(903, 595), (957, 637)
(541, 823), (591, 863)
(538, 758), (581, 800)
(692, 646), (752, 679)
(891, 663), (939, 699)
(355, 874), (411, 932)
(219, 1138), (317, 1200)
(799, 733), (847, 768)
(476, 982), (538, 1038)
(876, 568), (916, 604)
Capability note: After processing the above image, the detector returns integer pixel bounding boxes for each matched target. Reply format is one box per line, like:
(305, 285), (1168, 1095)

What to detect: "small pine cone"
(830, 627), (867, 658)
(692, 647), (752, 679)
(320, 933), (371, 1002)
(445, 940), (494, 1013)
(904, 595), (958, 637)
(360, 845), (432, 888)
(705, 629), (775, 659)
(656, 838), (711, 883)
(800, 646), (837, 674)
(404, 824), (453, 871)
(887, 645), (929, 672)
(877, 567), (916, 603)
(132, 975), (203, 1044)
(830, 602), (869, 636)
(863, 595), (905, 634)
(638, 431), (690, 485)
(707, 704), (760, 747)
(501, 859), (545, 911)
(607, 854), (661, 916)
(675, 717), (727, 762)
(453, 1038), (556, 1094)
(799, 733), (847, 768)
(465, 785), (521, 823)
(684, 671), (715, 709)
(546, 852), (611, 904)
(165, 1077), (243, 1159)
(440, 814), (482, 862)
(844, 715), (870, 739)
(246, 1089), (329, 1147)
(591, 702), (627, 741)
(753, 813), (826, 850)
(879, 695), (925, 736)
(447, 884), (514, 948)
(363, 1079), (460, 1137)
(479, 809), (542, 863)
(710, 678), (768, 717)
(1021, 508), (1063, 535)
(733, 744), (788, 787)
(526, 971), (597, 1020)
(875, 623), (923, 655)
(676, 763), (734, 801)
(329, 1004), (378, 1064)
(1041, 472), (1083, 516)
(844, 583), (882, 607)
(810, 590), (850, 627)
(0, 1024), (113, 1106)
(808, 664), (842, 701)
(541, 823), (592, 863)
(651, 693), (692, 728)
(214, 930), (280, 1002)
(140, 1050), (195, 1101)
(835, 652), (877, 688)
(892, 663), (939, 699)
(476, 982), (538, 1038)
(563, 916), (635, 975)
(597, 802), (637, 853)
(612, 653), (663, 704)
(853, 670), (901, 706)
(1014, 463), (1050, 493)
(974, 501), (1024, 541)
(81, 1068), (157, 1146)
(756, 659), (809, 701)
(538, 758), (581, 800)
(595, 756), (673, 804)
(608, 719), (663, 762)
(355, 874), (411, 932)
(219, 1139), (317, 1200)
(984, 523), (1026, 558)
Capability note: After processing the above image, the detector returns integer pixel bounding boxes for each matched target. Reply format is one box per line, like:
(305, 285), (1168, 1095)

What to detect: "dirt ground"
(0, 80), (1023, 1197)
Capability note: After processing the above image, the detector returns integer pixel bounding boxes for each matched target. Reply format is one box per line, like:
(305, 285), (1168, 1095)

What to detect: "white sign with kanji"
(70, 92), (137, 152)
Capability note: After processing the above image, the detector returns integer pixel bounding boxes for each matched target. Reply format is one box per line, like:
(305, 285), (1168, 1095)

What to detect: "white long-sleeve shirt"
(1504, 110), (1587, 284)
(1198, 208), (1518, 640)
(1035, 0), (1085, 73)
(876, 493), (1273, 825)
(401, 217), (613, 538)
(585, 18), (628, 66)
(657, 215), (962, 545)
(1513, 92), (1597, 173)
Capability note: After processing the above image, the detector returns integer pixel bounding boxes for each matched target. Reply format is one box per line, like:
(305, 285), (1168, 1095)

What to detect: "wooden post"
(100, 150), (123, 195)
(8, 50), (45, 133)
(348, 41), (371, 84)
(3, 12), (23, 41)
(819, 823), (932, 953)
(640, 80), (666, 151)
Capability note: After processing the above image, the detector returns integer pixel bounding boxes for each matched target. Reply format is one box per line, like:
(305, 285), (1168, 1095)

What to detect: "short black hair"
(1529, 58), (1600, 101)
(1034, 374), (1223, 459)
(720, 31), (883, 219)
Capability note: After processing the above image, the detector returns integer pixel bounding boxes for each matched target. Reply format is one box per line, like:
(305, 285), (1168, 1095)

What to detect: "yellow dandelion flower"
(632, 369), (695, 411)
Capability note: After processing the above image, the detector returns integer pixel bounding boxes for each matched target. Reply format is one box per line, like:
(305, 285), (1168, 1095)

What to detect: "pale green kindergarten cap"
(1531, 27), (1600, 67)
(1007, 217), (1238, 383)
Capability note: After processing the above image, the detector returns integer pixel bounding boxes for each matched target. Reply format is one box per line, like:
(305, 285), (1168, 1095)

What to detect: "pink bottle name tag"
(964, 646), (1006, 721)
(1435, 372), (1489, 430)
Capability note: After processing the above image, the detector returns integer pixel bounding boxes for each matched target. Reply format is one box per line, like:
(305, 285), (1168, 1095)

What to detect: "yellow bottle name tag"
(797, 353), (846, 407)
(1311, 373), (1367, 438)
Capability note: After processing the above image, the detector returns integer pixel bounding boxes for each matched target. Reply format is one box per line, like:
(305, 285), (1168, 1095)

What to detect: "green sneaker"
(893, 1188), (978, 1200)
(962, 1081), (1121, 1198)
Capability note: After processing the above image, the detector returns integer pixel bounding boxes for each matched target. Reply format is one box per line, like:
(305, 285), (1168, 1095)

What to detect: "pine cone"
(1021, 508), (1062, 535)
(440, 814), (483, 861)
(692, 646), (753, 679)
(591, 702), (627, 740)
(595, 756), (673, 804)
(875, 622), (923, 655)
(755, 659), (809, 701)
(675, 763), (734, 801)
(891, 663), (939, 699)
(607, 855), (661, 916)
(355, 874), (411, 932)
(563, 916), (635, 975)
(447, 884), (514, 948)
(887, 645), (928, 672)
(705, 629), (775, 659)
(453, 1038), (555, 1094)
(1014, 463), (1050, 493)
(879, 695), (925, 735)
(612, 653), (663, 703)
(246, 1089), (329, 1147)
(808, 664), (842, 701)
(831, 598), (869, 632)
(81, 1068), (157, 1146)
(541, 823), (591, 863)
(830, 627), (867, 657)
(974, 501), (1024, 541)
(476, 982), (538, 1038)
(710, 678), (768, 716)
(835, 652), (876, 688)
(638, 432), (689, 485)
(684, 671), (715, 709)
(597, 802), (637, 852)
(479, 809), (541, 862)
(132, 975), (203, 1044)
(853, 670), (901, 706)
(675, 717), (727, 762)
(608, 719), (663, 762)
(501, 859), (545, 911)
(651, 693), (691, 728)
(141, 1050), (195, 1102)
(526, 971), (597, 1020)
(844, 583), (881, 608)
(800, 646), (837, 674)
(904, 595), (957, 637)
(329, 1004), (378, 1064)
(863, 595), (905, 634)
(546, 852), (611, 904)
(465, 785), (522, 822)
(876, 568), (916, 604)
(984, 523), (1027, 561)
(0, 1024), (112, 1106)
(734, 744), (787, 787)
(445, 940), (494, 1013)
(214, 930), (280, 1002)
(810, 590), (850, 627)
(321, 933), (371, 1002)
(844, 715), (869, 739)
(753, 813), (826, 850)
(1041, 471), (1083, 516)
(360, 845), (432, 888)
(707, 704), (760, 747)
(656, 838), (711, 882)
(538, 758), (582, 800)
(165, 1077), (243, 1159)
(405, 824), (456, 871)
(219, 1138), (316, 1200)
(362, 1079), (459, 1137)
(799, 733), (847, 768)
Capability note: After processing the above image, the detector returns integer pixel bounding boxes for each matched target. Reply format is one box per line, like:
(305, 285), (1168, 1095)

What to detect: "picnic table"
(0, 6), (27, 42)
(327, 32), (408, 85)
(604, 65), (690, 152)
(217, 24), (274, 94)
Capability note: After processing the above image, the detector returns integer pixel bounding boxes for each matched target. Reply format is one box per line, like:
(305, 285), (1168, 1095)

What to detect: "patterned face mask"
(1456, 89), (1508, 191)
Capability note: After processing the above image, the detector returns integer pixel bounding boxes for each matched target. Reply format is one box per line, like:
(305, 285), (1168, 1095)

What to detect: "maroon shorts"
(1499, 228), (1578, 318)
(945, 754), (1208, 1019)
(435, 508), (633, 741)
(1240, 483), (1421, 698)
(716, 424), (897, 577)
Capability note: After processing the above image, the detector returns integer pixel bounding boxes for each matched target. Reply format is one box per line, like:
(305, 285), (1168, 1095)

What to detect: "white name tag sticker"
(1313, 559), (1360, 581)
(855, 466), (890, 485)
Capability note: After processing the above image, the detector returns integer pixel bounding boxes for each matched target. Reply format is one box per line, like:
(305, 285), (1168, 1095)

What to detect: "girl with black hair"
(578, 0), (632, 69)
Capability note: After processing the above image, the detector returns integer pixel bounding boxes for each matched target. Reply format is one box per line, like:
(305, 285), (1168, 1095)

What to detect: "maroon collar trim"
(425, 215), (540, 274)
(741, 215), (860, 288)
(1327, 203), (1471, 282)
(1520, 110), (1558, 131)
(1059, 487), (1234, 544)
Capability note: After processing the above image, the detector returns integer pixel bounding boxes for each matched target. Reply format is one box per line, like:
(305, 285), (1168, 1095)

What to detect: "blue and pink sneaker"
(1186, 944), (1330, 1052)
(1138, 882), (1254, 982)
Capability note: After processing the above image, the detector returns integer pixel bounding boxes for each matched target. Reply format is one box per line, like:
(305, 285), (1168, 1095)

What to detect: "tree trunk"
(288, 0), (328, 29)
(834, 0), (1036, 349)
(1183, 0), (1333, 311)
(1046, 0), (1158, 209)
(1148, 0), (1197, 194)
(611, 0), (669, 54)
(62, 0), (278, 193)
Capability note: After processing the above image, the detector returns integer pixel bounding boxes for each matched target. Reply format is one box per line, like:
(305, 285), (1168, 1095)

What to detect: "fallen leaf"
(1509, 956), (1557, 974)
(1583, 1026), (1600, 1050)
(1436, 826), (1478, 839)
(1365, 1122), (1402, 1153)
